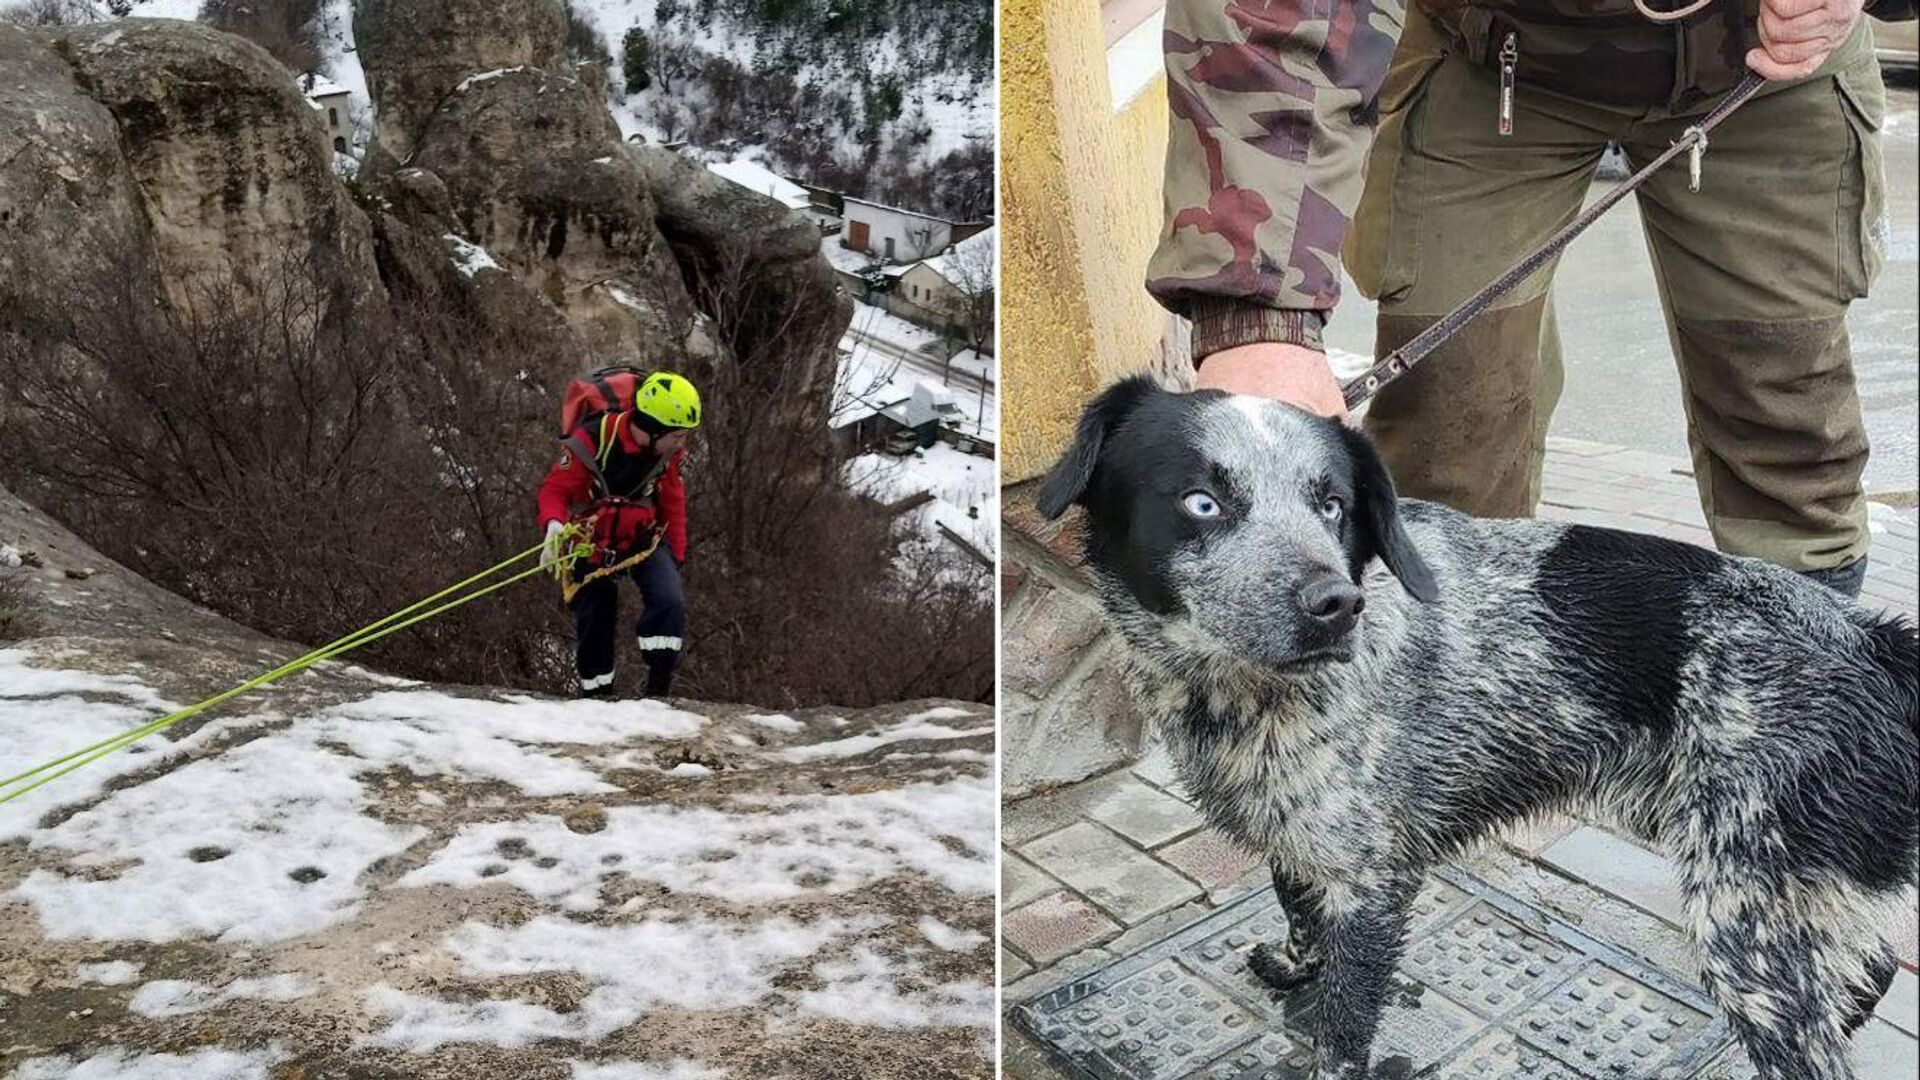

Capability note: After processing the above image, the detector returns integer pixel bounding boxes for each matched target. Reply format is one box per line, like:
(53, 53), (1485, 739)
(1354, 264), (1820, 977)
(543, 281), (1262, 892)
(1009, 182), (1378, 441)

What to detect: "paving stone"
(1879, 967), (1918, 1037)
(1006, 850), (1061, 910)
(1005, 889), (1122, 965)
(1897, 901), (1918, 971)
(1131, 743), (1186, 795)
(1544, 437), (1620, 458)
(1081, 773), (1206, 847)
(1156, 831), (1264, 892)
(1005, 785), (1104, 847)
(1004, 945), (1034, 985)
(1855, 1018), (1920, 1079)
(1538, 825), (1685, 926)
(1021, 821), (1203, 925)
(1500, 815), (1577, 857)
(1006, 941), (1125, 1001)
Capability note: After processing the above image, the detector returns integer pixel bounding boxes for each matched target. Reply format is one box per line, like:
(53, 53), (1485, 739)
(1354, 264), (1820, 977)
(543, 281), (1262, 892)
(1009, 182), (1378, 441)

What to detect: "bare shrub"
(0, 251), (568, 689)
(0, 0), (99, 25)
(0, 569), (34, 640)
(657, 240), (994, 705)
(0, 245), (991, 707)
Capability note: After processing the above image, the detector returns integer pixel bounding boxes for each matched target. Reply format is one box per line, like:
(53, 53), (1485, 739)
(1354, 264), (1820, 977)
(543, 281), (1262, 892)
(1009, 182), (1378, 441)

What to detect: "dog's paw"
(1248, 941), (1320, 991)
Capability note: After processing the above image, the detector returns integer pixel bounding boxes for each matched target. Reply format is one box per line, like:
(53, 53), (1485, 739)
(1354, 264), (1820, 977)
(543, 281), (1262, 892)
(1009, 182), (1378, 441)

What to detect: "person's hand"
(1195, 343), (1349, 421)
(1746, 0), (1863, 80)
(540, 520), (571, 576)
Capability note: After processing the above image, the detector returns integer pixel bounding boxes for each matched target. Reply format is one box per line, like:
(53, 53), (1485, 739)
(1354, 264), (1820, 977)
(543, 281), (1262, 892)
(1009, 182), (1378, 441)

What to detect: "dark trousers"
(569, 551), (685, 696)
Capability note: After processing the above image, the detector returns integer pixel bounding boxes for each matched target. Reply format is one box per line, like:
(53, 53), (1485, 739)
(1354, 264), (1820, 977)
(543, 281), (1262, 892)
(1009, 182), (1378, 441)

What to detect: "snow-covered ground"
(1, 641), (995, 1077)
(834, 301), (995, 440)
(843, 446), (995, 578)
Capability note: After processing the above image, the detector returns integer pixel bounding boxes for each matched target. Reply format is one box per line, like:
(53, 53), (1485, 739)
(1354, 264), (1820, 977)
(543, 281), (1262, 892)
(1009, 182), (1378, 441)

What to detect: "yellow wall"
(1000, 0), (1185, 483)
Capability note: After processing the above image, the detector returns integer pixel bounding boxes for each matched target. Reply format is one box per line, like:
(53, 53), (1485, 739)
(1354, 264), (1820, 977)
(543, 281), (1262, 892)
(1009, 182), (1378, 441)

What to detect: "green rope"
(0, 531), (592, 807)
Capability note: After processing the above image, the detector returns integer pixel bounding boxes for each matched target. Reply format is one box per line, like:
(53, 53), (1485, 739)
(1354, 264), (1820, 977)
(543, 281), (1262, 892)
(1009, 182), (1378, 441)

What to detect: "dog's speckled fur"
(1039, 378), (1919, 1080)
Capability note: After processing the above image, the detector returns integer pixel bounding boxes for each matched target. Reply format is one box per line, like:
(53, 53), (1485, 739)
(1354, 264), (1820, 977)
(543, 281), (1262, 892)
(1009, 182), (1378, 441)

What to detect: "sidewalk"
(1001, 438), (1919, 1080)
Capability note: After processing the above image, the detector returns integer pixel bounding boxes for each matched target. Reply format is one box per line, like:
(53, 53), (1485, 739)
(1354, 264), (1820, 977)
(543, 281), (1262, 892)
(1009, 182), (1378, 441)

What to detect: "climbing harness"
(1341, 72), (1767, 411)
(557, 523), (664, 605)
(0, 525), (597, 806)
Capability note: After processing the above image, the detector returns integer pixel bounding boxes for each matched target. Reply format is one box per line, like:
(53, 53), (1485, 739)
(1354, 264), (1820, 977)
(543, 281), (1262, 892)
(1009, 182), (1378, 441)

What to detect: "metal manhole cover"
(1010, 867), (1736, 1079)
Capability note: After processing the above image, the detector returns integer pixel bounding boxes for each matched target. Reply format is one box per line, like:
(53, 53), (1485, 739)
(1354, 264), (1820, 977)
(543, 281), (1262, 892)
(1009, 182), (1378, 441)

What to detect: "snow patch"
(455, 66), (531, 92)
(774, 715), (985, 763)
(916, 916), (986, 952)
(0, 650), (192, 843)
(745, 713), (805, 733)
(368, 915), (872, 1050)
(315, 690), (705, 797)
(14, 731), (426, 944)
(11, 1046), (286, 1080)
(571, 1062), (727, 1080)
(792, 946), (994, 1031)
(404, 775), (994, 906)
(75, 960), (141, 986)
(130, 974), (314, 1018)
(444, 234), (502, 277)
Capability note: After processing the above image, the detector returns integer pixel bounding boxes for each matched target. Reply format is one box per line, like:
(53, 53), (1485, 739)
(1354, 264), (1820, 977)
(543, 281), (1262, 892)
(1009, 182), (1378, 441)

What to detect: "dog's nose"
(1298, 576), (1365, 636)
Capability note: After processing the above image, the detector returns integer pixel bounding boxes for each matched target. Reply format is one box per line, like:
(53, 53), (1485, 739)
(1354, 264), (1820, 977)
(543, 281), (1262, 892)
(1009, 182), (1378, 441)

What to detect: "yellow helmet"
(635, 371), (701, 429)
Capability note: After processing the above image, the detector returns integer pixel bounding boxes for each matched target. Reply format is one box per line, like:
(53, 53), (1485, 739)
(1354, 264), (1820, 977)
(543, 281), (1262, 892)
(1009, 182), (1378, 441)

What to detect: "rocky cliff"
(0, 0), (850, 382)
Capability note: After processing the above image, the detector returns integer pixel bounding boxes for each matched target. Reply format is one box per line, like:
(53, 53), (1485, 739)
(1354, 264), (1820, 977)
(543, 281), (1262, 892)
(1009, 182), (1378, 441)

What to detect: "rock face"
(354, 0), (849, 368)
(60, 20), (378, 300)
(0, 25), (154, 301)
(352, 0), (569, 173)
(1, 1), (850, 394)
(0, 19), (374, 311)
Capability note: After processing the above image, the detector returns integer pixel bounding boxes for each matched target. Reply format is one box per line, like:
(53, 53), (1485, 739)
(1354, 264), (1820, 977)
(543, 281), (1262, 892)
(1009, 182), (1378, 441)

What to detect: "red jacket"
(536, 412), (688, 564)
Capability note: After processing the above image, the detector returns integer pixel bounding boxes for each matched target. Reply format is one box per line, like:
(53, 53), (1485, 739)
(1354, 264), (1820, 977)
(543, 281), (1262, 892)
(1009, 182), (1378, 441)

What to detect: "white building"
(840, 197), (986, 265)
(706, 158), (811, 211)
(303, 75), (354, 156)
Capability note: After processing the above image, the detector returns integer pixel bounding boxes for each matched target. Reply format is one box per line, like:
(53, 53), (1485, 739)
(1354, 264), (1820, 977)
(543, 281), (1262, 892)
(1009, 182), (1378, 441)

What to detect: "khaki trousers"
(1347, 12), (1886, 571)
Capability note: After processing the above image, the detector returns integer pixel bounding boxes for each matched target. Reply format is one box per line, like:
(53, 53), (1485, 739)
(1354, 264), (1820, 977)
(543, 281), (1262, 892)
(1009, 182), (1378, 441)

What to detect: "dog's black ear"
(1037, 375), (1159, 520)
(1339, 425), (1438, 602)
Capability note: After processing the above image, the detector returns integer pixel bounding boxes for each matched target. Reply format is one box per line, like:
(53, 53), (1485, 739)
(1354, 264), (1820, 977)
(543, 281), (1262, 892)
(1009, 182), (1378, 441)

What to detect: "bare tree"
(0, 0), (99, 25)
(941, 234), (995, 359)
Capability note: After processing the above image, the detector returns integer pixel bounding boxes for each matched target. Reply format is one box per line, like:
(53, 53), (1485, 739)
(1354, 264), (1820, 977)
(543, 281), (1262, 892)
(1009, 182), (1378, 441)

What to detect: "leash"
(1341, 72), (1767, 411)
(0, 530), (594, 806)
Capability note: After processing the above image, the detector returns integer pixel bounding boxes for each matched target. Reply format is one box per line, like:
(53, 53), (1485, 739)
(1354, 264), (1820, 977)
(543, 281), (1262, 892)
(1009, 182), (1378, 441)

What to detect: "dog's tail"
(1857, 610), (1919, 734)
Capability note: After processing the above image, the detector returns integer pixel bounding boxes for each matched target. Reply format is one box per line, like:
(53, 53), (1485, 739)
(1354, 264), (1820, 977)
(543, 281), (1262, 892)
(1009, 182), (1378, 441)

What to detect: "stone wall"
(1000, 482), (1144, 798)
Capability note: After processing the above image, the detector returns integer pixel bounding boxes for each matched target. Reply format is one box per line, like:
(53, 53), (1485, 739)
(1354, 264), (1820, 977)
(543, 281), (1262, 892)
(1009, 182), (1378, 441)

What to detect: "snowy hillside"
(572, 0), (993, 219)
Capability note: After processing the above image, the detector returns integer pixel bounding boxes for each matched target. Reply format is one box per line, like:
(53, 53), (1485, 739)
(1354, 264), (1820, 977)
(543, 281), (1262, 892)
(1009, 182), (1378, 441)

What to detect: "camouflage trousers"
(1347, 11), (1887, 572)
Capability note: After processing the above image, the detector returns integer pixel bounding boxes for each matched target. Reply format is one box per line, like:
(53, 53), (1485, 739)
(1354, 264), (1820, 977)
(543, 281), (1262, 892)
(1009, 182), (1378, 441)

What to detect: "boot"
(642, 653), (676, 698)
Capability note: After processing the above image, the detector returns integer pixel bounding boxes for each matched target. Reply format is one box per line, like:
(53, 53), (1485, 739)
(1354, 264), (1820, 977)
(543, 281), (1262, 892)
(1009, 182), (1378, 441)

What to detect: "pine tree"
(622, 26), (652, 93)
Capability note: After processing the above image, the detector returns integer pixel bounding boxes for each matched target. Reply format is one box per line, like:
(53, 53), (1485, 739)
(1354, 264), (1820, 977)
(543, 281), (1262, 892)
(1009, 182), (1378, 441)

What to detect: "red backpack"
(559, 365), (645, 435)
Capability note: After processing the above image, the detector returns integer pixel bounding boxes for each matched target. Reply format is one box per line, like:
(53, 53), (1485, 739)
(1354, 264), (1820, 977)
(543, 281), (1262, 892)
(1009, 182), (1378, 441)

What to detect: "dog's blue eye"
(1320, 495), (1345, 522)
(1181, 491), (1221, 519)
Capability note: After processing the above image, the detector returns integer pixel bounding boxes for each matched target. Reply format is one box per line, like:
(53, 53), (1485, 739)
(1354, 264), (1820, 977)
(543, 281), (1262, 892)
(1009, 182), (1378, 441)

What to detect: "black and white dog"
(1038, 376), (1918, 1080)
